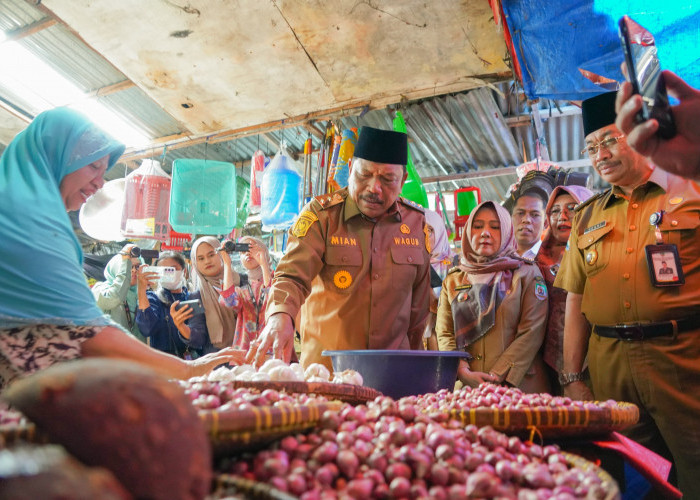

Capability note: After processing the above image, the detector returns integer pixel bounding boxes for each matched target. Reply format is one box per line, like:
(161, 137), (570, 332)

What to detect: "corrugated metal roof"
(20, 24), (125, 90)
(102, 83), (596, 206)
(1, 0), (597, 212)
(0, 0), (44, 31)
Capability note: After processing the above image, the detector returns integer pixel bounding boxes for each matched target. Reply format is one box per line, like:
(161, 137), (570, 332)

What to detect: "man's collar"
(607, 165), (667, 207)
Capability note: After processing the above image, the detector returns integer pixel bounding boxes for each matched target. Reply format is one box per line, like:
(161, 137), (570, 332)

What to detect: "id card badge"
(645, 244), (685, 287)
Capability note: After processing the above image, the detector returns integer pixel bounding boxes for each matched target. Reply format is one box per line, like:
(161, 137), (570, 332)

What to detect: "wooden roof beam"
(85, 79), (136, 98)
(2, 17), (57, 42)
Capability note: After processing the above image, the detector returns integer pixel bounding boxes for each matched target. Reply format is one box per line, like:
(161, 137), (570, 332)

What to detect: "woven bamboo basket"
(199, 401), (343, 454)
(228, 380), (381, 405)
(209, 475), (297, 500)
(0, 422), (50, 449)
(562, 451), (621, 500)
(433, 401), (639, 439)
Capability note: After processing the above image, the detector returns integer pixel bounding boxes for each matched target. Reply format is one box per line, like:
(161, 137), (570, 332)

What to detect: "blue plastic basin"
(322, 350), (471, 399)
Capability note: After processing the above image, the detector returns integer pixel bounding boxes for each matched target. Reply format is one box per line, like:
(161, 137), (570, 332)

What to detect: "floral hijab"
(458, 201), (522, 275)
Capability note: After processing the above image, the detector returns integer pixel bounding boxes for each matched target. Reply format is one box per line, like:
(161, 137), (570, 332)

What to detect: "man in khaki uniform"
(555, 91), (700, 497)
(247, 127), (431, 370)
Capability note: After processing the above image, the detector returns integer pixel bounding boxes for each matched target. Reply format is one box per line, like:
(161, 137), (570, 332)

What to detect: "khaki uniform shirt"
(435, 263), (549, 390)
(555, 168), (700, 325)
(266, 188), (431, 370)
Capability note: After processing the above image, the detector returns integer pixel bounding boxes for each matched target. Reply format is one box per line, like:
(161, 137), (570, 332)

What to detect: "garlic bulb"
(304, 363), (331, 382)
(258, 358), (287, 374)
(268, 365), (301, 382)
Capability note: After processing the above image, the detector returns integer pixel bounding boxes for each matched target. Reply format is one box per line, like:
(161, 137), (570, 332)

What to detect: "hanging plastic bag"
(261, 141), (302, 231)
(249, 150), (266, 214)
(121, 159), (172, 241)
(329, 128), (357, 190)
(394, 111), (429, 208)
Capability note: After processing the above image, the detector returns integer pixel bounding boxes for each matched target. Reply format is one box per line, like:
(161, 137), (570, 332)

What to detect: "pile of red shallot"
(416, 383), (619, 414)
(178, 380), (331, 411)
(218, 395), (612, 499)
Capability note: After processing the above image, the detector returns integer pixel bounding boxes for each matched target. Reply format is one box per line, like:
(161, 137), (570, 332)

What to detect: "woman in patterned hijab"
(436, 201), (549, 393)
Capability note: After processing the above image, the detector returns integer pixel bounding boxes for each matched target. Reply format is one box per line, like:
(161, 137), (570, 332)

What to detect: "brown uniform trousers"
(265, 188), (431, 371)
(555, 167), (700, 498)
(436, 263), (550, 392)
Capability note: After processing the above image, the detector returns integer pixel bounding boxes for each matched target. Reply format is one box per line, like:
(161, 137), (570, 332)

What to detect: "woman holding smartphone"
(135, 251), (199, 358)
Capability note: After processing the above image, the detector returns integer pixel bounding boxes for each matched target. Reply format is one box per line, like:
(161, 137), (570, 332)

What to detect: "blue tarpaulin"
(501, 0), (700, 100)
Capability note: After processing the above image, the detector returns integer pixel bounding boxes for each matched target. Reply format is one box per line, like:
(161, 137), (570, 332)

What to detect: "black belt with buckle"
(594, 315), (700, 341)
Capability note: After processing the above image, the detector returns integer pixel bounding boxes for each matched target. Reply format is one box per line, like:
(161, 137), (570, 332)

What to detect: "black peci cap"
(353, 126), (408, 165)
(581, 91), (618, 136)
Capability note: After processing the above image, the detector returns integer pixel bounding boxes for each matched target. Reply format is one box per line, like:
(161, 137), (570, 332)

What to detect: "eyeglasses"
(550, 203), (577, 219)
(580, 135), (625, 156)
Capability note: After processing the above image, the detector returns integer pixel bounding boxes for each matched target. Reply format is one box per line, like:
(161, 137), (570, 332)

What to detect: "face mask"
(161, 269), (185, 290)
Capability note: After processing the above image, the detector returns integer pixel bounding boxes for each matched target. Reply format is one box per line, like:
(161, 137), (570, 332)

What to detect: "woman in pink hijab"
(536, 185), (593, 393)
(436, 201), (549, 392)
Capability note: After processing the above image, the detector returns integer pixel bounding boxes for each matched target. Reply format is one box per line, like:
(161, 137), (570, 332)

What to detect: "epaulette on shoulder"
(518, 256), (536, 265)
(447, 266), (461, 275)
(574, 189), (609, 213)
(313, 191), (346, 210)
(399, 196), (425, 213)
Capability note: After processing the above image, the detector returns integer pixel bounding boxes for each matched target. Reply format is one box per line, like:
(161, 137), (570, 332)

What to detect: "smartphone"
(141, 266), (176, 284)
(618, 15), (676, 139)
(219, 241), (251, 253)
(139, 249), (160, 262)
(177, 299), (205, 316)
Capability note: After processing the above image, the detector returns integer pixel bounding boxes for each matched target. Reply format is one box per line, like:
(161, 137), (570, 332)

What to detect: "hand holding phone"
(176, 299), (205, 316)
(618, 15), (676, 139)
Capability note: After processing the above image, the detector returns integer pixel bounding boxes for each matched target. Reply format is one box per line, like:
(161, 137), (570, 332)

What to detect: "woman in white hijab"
(188, 236), (241, 351)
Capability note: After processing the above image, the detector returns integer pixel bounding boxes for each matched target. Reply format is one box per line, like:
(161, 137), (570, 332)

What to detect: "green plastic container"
(455, 188), (480, 218)
(169, 159), (237, 235)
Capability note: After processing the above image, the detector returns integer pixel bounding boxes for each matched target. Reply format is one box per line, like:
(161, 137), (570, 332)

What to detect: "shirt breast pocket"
(323, 247), (363, 293)
(576, 223), (614, 277)
(390, 246), (425, 290)
(659, 212), (700, 266)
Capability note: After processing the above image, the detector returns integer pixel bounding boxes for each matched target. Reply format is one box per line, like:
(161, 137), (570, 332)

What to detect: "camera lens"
(222, 241), (236, 253)
(129, 246), (141, 258)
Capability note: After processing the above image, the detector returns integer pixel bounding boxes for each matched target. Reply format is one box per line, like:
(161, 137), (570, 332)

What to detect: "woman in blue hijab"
(0, 107), (241, 388)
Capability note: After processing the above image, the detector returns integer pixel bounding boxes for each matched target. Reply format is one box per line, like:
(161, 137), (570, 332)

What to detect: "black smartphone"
(219, 241), (251, 253)
(618, 15), (676, 139)
(177, 299), (205, 316)
(140, 249), (160, 261)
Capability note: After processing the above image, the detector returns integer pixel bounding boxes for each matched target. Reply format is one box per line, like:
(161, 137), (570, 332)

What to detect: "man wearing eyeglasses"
(247, 126), (431, 372)
(554, 91), (700, 497)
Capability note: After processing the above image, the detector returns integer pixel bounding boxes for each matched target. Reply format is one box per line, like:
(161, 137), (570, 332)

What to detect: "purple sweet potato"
(2, 359), (211, 500)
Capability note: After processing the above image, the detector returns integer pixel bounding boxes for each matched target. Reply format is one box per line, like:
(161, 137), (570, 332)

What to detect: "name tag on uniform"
(584, 221), (607, 234)
(454, 284), (472, 291)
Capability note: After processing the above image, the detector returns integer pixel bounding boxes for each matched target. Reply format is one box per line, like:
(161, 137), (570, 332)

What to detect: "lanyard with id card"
(645, 211), (685, 287)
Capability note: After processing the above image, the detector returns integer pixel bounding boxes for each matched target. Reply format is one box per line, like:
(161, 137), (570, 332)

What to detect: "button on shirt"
(266, 188), (431, 370)
(555, 168), (700, 325)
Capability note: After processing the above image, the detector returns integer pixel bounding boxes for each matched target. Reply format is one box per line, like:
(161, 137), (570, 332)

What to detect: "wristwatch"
(558, 371), (585, 386)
